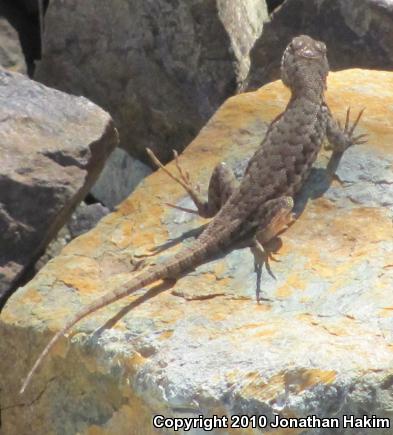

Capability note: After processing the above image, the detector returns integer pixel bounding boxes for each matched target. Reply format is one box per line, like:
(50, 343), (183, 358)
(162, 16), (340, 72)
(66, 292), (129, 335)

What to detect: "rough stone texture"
(34, 0), (267, 162)
(68, 202), (110, 238)
(0, 68), (118, 304)
(246, 0), (393, 90)
(91, 148), (153, 210)
(0, 8), (27, 74)
(35, 202), (111, 272)
(1, 70), (393, 434)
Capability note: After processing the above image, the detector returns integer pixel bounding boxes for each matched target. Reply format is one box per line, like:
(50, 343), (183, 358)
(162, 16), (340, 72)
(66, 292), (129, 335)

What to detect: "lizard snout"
(298, 46), (321, 59)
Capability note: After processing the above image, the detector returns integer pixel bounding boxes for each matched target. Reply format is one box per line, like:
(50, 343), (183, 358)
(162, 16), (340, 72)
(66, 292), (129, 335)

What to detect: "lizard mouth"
(298, 48), (321, 59)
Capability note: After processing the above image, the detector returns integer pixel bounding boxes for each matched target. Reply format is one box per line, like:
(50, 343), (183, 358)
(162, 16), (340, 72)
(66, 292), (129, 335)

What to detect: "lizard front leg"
(147, 148), (238, 218)
(324, 105), (368, 174)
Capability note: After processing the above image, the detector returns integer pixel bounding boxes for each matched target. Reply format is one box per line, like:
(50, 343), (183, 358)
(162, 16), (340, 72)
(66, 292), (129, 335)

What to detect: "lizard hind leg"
(147, 147), (238, 218)
(255, 196), (295, 245)
(167, 160), (238, 218)
(249, 196), (295, 302)
(205, 161), (238, 217)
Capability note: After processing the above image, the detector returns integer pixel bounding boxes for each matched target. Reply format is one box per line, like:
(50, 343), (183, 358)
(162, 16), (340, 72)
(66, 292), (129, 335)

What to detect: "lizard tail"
(19, 239), (217, 395)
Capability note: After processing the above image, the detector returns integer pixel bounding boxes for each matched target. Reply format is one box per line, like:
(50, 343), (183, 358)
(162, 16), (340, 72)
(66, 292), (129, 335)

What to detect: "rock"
(246, 0), (393, 89)
(0, 5), (27, 74)
(0, 68), (118, 304)
(35, 202), (111, 272)
(33, 225), (71, 273)
(1, 69), (393, 433)
(34, 0), (267, 162)
(90, 148), (153, 209)
(0, 1), (43, 76)
(68, 202), (110, 238)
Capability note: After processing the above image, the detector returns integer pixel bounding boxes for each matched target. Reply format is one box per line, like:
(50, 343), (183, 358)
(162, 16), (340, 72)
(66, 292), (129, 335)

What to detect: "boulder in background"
(91, 148), (153, 210)
(0, 68), (118, 304)
(246, 0), (393, 89)
(34, 0), (268, 162)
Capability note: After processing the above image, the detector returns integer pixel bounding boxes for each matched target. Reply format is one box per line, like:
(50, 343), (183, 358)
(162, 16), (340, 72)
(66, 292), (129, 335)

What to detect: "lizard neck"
(281, 92), (323, 123)
(290, 85), (325, 105)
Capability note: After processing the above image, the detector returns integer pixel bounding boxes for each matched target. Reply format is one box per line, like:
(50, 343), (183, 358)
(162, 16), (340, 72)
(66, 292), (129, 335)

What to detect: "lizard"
(20, 35), (367, 394)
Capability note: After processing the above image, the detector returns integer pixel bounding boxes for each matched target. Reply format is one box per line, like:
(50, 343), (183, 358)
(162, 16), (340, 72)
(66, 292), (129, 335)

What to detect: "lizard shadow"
(96, 164), (337, 332)
(250, 164), (337, 300)
(292, 164), (336, 217)
(136, 225), (207, 259)
(92, 279), (176, 335)
(139, 158), (337, 260)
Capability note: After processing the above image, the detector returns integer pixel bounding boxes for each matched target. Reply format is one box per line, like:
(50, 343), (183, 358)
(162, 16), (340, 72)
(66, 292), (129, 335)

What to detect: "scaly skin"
(20, 35), (366, 394)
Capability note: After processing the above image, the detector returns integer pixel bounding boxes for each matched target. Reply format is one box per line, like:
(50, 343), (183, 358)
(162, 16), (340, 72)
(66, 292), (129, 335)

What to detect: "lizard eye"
(292, 39), (304, 51)
(316, 42), (326, 53)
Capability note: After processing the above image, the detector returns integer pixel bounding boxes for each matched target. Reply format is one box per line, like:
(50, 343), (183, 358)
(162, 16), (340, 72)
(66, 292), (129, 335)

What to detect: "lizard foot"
(326, 107), (368, 152)
(250, 196), (295, 279)
(251, 233), (287, 278)
(146, 147), (201, 202)
(130, 257), (147, 271)
(250, 197), (295, 303)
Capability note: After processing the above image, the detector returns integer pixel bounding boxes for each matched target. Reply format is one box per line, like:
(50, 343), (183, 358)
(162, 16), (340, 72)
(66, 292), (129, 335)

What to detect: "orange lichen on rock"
(1, 69), (393, 433)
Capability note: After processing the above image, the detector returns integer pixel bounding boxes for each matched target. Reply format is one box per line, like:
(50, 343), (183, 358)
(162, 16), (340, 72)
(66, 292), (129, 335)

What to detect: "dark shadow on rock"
(0, 0), (48, 76)
(136, 224), (208, 259)
(293, 166), (333, 216)
(92, 279), (176, 335)
(266, 0), (285, 14)
(75, 158), (339, 332)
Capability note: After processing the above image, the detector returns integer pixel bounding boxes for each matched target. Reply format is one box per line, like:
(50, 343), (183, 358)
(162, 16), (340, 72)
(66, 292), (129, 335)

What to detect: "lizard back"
(201, 34), (330, 240)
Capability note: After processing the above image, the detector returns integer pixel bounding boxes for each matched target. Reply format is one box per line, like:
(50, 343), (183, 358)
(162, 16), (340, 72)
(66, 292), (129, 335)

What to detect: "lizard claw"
(344, 106), (351, 131)
(352, 133), (369, 145)
(342, 107), (367, 149)
(173, 149), (192, 185)
(172, 149), (203, 193)
(326, 108), (367, 154)
(172, 150), (201, 193)
(164, 202), (199, 214)
(146, 147), (200, 201)
(146, 148), (189, 190)
(251, 237), (283, 280)
(130, 257), (146, 271)
(146, 147), (208, 217)
(348, 107), (365, 136)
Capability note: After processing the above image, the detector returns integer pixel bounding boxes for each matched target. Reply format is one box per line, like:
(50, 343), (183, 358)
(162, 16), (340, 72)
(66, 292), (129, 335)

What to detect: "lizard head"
(281, 35), (329, 95)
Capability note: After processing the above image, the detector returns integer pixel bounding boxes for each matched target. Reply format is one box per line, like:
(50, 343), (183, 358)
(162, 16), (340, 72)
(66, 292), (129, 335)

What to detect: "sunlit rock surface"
(1, 69), (392, 434)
